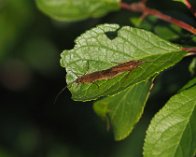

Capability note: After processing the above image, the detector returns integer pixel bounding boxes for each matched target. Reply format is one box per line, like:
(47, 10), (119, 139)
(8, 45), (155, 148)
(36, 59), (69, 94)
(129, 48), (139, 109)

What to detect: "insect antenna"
(53, 85), (67, 105)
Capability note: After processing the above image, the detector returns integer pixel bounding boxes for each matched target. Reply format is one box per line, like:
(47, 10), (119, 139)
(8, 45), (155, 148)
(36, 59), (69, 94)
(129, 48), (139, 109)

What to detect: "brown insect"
(74, 60), (142, 84)
(54, 60), (142, 104)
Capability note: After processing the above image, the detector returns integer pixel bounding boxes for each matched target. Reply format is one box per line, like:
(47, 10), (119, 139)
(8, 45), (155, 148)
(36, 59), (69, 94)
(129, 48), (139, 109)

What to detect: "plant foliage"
(36, 0), (120, 21)
(36, 0), (196, 156)
(144, 78), (196, 157)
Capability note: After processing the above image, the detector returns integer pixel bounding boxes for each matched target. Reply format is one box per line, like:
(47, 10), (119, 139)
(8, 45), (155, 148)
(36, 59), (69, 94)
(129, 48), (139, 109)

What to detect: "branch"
(120, 2), (196, 35)
(184, 0), (196, 17)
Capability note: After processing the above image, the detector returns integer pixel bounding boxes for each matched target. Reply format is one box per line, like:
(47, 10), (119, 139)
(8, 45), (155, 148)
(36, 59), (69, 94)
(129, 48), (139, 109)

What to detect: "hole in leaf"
(105, 28), (120, 40)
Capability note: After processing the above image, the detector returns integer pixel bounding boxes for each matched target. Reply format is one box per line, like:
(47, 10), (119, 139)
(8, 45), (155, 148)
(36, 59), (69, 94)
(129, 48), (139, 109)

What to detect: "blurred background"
(0, 0), (195, 157)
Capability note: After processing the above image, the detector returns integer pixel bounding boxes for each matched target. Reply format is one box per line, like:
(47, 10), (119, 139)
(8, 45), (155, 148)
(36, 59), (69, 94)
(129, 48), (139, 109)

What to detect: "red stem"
(184, 0), (196, 17)
(120, 2), (196, 35)
(145, 8), (196, 34)
(182, 47), (196, 54)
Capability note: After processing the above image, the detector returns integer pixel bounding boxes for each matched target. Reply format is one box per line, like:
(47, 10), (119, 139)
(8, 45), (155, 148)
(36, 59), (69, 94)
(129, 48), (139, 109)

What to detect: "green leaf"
(36, 0), (120, 21)
(189, 58), (196, 76)
(154, 24), (181, 40)
(179, 77), (196, 92)
(60, 24), (186, 101)
(143, 83), (196, 157)
(172, 0), (184, 3)
(94, 79), (152, 140)
(130, 16), (182, 40)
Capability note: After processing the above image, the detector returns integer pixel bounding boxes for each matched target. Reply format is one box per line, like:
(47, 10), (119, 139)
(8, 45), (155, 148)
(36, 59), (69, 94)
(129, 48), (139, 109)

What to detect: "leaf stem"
(182, 47), (196, 55)
(184, 0), (196, 17)
(120, 1), (196, 35)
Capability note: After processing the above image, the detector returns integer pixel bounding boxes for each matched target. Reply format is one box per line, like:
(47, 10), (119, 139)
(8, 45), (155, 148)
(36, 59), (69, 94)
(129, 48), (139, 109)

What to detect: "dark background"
(0, 0), (195, 157)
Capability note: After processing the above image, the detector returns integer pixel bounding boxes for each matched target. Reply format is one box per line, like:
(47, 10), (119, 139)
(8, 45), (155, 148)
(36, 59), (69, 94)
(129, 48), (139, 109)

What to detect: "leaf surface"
(36, 0), (120, 21)
(172, 0), (184, 3)
(60, 24), (186, 101)
(189, 58), (196, 76)
(94, 79), (152, 140)
(144, 81), (196, 157)
(179, 77), (196, 92)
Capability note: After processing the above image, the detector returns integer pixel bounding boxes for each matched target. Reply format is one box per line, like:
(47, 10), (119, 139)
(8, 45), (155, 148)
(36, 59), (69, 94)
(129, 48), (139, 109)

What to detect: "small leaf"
(60, 24), (186, 101)
(143, 82), (196, 157)
(154, 24), (181, 40)
(94, 79), (153, 140)
(189, 58), (196, 76)
(130, 17), (144, 27)
(36, 0), (120, 21)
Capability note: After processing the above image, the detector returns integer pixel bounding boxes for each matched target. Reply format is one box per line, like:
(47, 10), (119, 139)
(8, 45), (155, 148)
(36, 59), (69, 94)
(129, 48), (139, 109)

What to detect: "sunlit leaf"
(60, 24), (186, 101)
(144, 80), (196, 157)
(94, 79), (152, 140)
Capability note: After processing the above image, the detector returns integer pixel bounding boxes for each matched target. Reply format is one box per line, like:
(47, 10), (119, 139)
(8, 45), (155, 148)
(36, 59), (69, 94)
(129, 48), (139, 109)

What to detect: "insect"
(54, 60), (142, 104)
(74, 60), (143, 84)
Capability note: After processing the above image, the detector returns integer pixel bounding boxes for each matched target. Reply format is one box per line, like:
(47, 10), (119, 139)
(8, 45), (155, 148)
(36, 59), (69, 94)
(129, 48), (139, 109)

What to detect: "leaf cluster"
(36, 1), (196, 156)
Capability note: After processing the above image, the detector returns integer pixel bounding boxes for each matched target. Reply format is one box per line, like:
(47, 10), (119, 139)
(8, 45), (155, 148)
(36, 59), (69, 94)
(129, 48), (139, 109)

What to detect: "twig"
(184, 0), (196, 17)
(120, 2), (196, 35)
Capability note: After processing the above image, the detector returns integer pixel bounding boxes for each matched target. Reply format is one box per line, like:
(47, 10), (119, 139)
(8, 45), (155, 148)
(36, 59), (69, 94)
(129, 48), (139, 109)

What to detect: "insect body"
(74, 60), (142, 84)
(75, 69), (118, 83)
(111, 60), (142, 72)
(55, 60), (142, 103)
